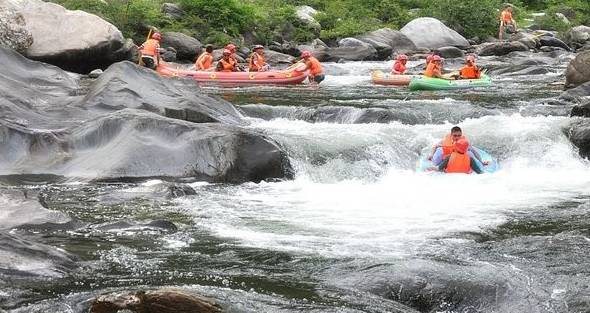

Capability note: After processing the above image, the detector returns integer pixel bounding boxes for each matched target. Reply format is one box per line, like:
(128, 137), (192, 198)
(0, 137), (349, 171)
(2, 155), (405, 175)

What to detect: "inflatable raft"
(371, 70), (417, 86)
(408, 74), (492, 91)
(416, 146), (498, 173)
(156, 63), (309, 85)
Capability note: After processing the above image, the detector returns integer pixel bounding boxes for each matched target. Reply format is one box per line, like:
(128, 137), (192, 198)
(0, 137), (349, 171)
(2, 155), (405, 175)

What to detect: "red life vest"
(140, 39), (159, 57)
(460, 65), (481, 79)
(392, 61), (406, 74)
(424, 62), (441, 77)
(445, 152), (472, 174)
(305, 57), (323, 76)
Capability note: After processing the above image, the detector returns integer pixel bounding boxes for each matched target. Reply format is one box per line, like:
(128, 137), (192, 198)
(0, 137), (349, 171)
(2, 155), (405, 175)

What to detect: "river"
(4, 56), (590, 313)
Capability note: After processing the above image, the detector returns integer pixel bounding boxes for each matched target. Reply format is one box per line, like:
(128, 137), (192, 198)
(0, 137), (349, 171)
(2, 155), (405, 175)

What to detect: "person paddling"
(499, 4), (517, 40)
(428, 126), (489, 165)
(301, 51), (325, 85)
(458, 55), (481, 79)
(391, 54), (408, 75)
(248, 45), (269, 72)
(433, 139), (484, 174)
(424, 55), (444, 79)
(138, 32), (162, 70)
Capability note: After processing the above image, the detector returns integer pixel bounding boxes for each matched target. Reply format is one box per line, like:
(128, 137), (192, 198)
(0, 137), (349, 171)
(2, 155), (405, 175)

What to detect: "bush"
(534, 8), (571, 32)
(420, 0), (502, 39)
(177, 0), (257, 38)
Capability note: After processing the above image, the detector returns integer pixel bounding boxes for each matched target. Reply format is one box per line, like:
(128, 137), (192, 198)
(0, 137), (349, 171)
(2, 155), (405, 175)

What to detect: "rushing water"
(4, 56), (590, 313)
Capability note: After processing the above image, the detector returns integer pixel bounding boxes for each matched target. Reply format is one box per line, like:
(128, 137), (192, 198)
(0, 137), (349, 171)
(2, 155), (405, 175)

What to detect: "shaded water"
(4, 56), (590, 313)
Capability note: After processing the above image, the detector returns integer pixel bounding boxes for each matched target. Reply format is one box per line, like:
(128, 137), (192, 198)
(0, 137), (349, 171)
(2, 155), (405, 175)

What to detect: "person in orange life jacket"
(391, 54), (408, 74)
(458, 55), (481, 79)
(427, 126), (489, 165)
(424, 55), (444, 78)
(194, 44), (214, 71)
(248, 45), (269, 72)
(300, 51), (325, 84)
(216, 49), (238, 72)
(138, 32), (163, 70)
(499, 4), (517, 40)
(435, 139), (484, 174)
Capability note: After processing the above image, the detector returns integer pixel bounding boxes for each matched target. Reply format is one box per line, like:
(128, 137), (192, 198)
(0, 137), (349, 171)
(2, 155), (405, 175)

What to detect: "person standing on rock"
(301, 51), (325, 85)
(499, 4), (517, 40)
(195, 44), (214, 71)
(248, 45), (269, 72)
(138, 32), (162, 70)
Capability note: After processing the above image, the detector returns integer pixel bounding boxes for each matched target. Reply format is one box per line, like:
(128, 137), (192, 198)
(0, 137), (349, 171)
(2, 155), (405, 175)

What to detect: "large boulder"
(357, 28), (417, 59)
(0, 4), (33, 53)
(4, 0), (129, 74)
(565, 50), (590, 89)
(563, 25), (590, 48)
(475, 41), (529, 56)
(400, 17), (470, 49)
(161, 32), (202, 62)
(295, 5), (321, 32)
(263, 49), (295, 65)
(567, 119), (590, 159)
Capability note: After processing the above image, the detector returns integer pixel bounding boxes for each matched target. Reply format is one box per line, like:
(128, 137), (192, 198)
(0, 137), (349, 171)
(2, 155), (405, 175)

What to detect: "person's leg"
(498, 24), (504, 40)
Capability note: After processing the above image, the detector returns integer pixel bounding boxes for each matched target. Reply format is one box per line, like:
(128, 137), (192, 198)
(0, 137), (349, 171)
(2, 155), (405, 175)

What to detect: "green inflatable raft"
(408, 74), (492, 91)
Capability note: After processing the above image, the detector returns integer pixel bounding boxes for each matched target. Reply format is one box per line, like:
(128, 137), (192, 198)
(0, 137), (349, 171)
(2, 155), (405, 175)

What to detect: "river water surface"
(4, 56), (590, 313)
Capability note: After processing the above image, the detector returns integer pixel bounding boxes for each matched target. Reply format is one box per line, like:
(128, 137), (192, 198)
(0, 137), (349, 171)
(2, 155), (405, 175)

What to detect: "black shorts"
(312, 74), (325, 84)
(141, 57), (156, 69)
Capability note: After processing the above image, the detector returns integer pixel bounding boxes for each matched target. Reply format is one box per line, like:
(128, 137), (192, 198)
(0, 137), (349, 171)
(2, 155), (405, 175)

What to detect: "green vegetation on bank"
(50, 0), (590, 46)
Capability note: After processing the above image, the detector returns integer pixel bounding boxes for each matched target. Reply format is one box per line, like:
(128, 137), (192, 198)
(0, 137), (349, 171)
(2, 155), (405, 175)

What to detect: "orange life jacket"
(248, 52), (266, 72)
(501, 10), (513, 23)
(140, 39), (159, 57)
(459, 65), (481, 79)
(445, 152), (472, 174)
(392, 61), (406, 74)
(195, 52), (213, 70)
(306, 57), (323, 76)
(424, 62), (441, 77)
(218, 58), (237, 72)
(441, 134), (467, 157)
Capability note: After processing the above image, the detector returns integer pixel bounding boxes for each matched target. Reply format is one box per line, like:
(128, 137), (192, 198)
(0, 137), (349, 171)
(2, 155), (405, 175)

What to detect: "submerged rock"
(4, 0), (129, 73)
(401, 17), (470, 49)
(89, 288), (224, 313)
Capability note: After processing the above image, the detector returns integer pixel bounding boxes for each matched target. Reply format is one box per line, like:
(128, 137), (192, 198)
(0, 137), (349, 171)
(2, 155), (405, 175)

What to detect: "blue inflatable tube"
(417, 146), (498, 173)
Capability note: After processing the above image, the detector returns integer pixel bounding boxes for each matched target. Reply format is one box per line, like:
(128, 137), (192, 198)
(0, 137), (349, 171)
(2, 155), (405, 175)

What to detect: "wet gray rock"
(161, 3), (184, 20)
(323, 43), (378, 62)
(263, 49), (295, 65)
(0, 5), (33, 53)
(161, 32), (201, 62)
(357, 28), (417, 59)
(401, 17), (470, 49)
(561, 81), (590, 101)
(563, 25), (590, 48)
(475, 41), (529, 56)
(566, 50), (590, 89)
(436, 46), (464, 59)
(0, 190), (71, 231)
(539, 36), (571, 51)
(4, 0), (129, 73)
(89, 288), (224, 313)
(511, 32), (540, 49)
(160, 47), (177, 62)
(567, 119), (590, 159)
(571, 100), (590, 117)
(0, 232), (77, 277)
(166, 183), (197, 198)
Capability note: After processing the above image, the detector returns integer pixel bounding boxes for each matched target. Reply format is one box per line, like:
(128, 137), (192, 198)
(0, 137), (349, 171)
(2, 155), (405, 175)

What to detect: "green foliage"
(420, 0), (502, 39)
(177, 0), (257, 38)
(534, 8), (571, 32)
(548, 0), (590, 26)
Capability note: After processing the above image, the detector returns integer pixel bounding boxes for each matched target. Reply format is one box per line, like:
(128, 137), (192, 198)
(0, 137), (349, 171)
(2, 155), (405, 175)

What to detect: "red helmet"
(222, 49), (231, 55)
(301, 51), (311, 58)
(466, 55), (476, 63)
(225, 43), (237, 52)
(397, 54), (408, 61)
(454, 139), (469, 154)
(151, 32), (161, 40)
(432, 55), (442, 62)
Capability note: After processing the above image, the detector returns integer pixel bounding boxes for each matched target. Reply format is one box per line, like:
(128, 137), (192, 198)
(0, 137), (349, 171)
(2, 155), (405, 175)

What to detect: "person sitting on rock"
(499, 4), (517, 40)
(248, 45), (269, 72)
(459, 55), (481, 79)
(194, 44), (214, 71)
(424, 55), (443, 78)
(216, 49), (238, 72)
(428, 126), (488, 165)
(433, 139), (484, 174)
(301, 51), (325, 85)
(391, 54), (408, 75)
(138, 32), (162, 70)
